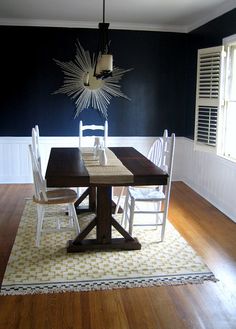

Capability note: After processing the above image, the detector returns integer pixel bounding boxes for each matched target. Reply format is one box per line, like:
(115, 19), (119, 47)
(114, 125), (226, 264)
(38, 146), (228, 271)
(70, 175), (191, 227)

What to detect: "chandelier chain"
(103, 0), (105, 23)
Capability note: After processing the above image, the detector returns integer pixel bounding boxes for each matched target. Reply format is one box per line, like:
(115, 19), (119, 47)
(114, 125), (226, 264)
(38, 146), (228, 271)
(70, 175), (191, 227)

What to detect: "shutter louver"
(194, 46), (224, 151)
(197, 106), (217, 146)
(199, 53), (220, 99)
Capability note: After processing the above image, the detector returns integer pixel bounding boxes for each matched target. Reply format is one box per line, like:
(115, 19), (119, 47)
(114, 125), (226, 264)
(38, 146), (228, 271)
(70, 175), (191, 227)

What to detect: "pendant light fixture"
(94, 0), (113, 80)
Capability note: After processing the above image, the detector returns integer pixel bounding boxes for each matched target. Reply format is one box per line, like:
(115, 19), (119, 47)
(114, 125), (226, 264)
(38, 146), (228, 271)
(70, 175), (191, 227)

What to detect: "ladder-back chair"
(77, 120), (108, 210)
(122, 131), (175, 242)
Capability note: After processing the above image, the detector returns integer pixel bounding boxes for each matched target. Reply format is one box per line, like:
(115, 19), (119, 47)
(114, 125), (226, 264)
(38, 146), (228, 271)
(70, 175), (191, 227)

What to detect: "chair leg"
(121, 192), (129, 227)
(128, 197), (135, 236)
(36, 204), (44, 247)
(67, 205), (74, 228)
(160, 202), (168, 241)
(115, 186), (126, 214)
(155, 201), (161, 229)
(160, 218), (166, 241)
(70, 203), (80, 234)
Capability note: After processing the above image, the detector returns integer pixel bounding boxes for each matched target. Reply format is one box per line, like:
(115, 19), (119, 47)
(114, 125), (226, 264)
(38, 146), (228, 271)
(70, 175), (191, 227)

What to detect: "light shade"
(95, 54), (113, 78)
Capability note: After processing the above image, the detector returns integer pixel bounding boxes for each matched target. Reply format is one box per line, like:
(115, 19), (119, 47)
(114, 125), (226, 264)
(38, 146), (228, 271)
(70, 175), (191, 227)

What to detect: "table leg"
(96, 186), (112, 244)
(89, 187), (96, 212)
(67, 186), (141, 252)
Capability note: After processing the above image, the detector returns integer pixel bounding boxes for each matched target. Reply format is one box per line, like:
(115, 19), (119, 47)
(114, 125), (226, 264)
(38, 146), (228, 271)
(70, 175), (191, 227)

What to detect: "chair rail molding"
(0, 136), (236, 223)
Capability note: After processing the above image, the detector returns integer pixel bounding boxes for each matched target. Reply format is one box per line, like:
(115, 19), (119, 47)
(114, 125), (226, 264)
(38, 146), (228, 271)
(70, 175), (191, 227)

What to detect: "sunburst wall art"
(53, 40), (132, 119)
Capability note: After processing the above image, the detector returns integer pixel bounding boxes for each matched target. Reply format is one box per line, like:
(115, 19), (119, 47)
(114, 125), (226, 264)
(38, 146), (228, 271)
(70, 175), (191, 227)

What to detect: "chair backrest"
(161, 132), (175, 207)
(161, 131), (175, 178)
(161, 132), (175, 221)
(147, 137), (163, 167)
(29, 144), (48, 202)
(32, 125), (42, 173)
(147, 129), (170, 168)
(79, 120), (108, 147)
(148, 130), (175, 195)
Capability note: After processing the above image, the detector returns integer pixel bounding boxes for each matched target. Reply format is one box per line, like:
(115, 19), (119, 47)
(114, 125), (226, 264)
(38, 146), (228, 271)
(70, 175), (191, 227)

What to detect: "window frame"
(218, 35), (236, 161)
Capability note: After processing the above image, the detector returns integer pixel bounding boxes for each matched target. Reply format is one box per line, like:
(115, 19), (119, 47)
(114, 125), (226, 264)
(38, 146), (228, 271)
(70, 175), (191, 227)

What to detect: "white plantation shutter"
(194, 46), (224, 151)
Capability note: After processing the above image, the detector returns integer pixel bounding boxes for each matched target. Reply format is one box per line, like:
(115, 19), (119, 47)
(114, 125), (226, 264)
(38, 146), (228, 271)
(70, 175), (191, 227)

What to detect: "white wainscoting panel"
(1, 136), (235, 222)
(177, 138), (236, 223)
(0, 137), (32, 184)
(0, 136), (158, 184)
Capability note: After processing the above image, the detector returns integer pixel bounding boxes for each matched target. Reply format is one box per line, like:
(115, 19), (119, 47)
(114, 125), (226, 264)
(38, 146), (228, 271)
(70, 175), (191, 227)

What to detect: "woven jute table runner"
(80, 147), (134, 184)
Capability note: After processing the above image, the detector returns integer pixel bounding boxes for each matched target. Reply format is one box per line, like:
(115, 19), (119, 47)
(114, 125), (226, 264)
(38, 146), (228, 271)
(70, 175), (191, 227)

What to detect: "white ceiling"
(0, 0), (235, 33)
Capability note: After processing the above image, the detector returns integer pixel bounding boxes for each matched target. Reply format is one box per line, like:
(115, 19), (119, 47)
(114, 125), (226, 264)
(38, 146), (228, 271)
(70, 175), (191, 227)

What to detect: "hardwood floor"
(0, 182), (236, 329)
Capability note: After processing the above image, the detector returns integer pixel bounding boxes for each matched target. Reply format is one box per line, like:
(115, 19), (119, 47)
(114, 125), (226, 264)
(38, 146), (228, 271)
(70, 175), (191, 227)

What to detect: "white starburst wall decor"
(53, 40), (132, 119)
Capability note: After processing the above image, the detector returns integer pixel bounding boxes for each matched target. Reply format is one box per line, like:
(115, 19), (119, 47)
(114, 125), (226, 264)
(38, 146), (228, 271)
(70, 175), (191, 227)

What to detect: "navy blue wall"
(0, 8), (235, 137)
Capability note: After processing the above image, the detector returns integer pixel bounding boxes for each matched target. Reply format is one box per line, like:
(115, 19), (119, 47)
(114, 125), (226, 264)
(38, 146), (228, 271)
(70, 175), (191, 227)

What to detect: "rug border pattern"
(1, 272), (217, 295)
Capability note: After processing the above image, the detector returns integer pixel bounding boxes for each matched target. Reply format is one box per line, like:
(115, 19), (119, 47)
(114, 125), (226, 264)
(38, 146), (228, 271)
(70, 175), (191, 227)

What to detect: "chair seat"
(33, 189), (78, 205)
(129, 186), (165, 201)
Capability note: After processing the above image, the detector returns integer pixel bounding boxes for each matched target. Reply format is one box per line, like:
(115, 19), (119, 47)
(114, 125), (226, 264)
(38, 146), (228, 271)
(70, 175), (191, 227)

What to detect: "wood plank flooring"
(0, 182), (236, 329)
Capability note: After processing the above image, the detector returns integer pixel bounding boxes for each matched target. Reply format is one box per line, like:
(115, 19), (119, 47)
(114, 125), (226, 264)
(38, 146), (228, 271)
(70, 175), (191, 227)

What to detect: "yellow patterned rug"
(0, 200), (217, 295)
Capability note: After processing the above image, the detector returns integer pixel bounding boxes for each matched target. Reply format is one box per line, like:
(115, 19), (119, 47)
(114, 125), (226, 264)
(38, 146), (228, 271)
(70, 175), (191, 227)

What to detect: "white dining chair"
(29, 144), (80, 247)
(77, 120), (109, 205)
(122, 131), (175, 242)
(114, 130), (166, 214)
(79, 120), (108, 148)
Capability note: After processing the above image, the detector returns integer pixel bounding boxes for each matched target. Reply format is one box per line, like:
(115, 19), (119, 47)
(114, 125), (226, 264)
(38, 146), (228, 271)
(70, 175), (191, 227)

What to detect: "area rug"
(0, 200), (217, 295)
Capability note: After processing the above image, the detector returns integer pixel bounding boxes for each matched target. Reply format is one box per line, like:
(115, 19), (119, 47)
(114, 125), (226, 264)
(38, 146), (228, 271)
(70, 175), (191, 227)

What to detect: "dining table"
(45, 147), (168, 252)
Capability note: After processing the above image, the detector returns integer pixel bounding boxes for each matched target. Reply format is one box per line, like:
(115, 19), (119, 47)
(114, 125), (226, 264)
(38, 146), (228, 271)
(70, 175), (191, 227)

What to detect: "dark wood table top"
(45, 147), (168, 187)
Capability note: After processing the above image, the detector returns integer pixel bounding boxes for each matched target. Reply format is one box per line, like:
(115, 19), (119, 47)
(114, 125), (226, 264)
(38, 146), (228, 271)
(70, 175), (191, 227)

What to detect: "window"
(194, 35), (236, 162)
(220, 37), (236, 160)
